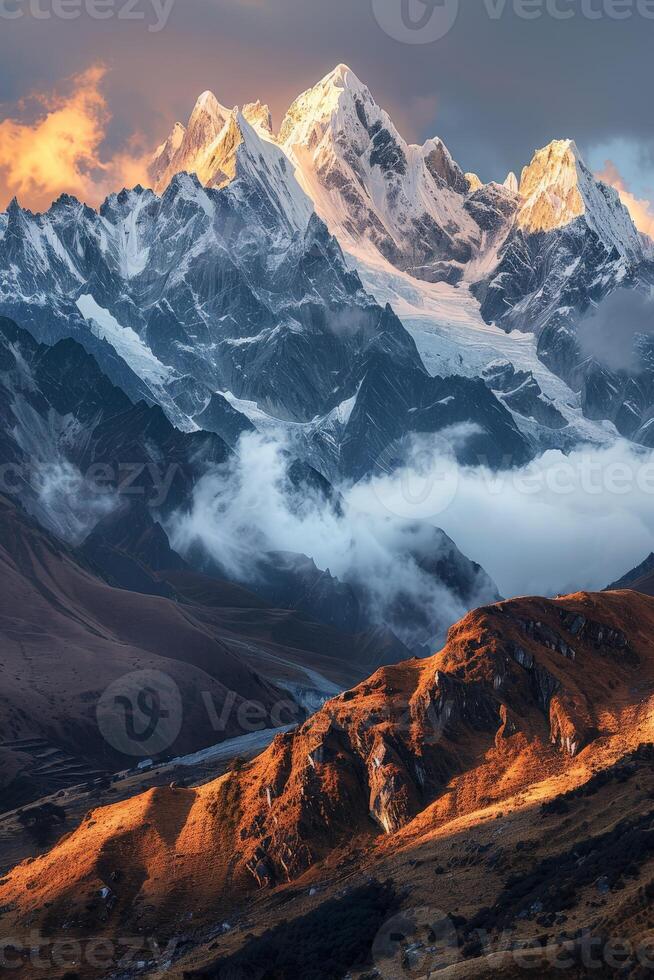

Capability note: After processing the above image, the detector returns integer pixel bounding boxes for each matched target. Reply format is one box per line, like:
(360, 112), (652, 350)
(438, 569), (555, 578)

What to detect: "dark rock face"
(0, 316), (230, 540)
(0, 174), (417, 431)
(580, 352), (654, 444)
(425, 142), (470, 196)
(80, 500), (187, 595)
(251, 551), (364, 636)
(464, 182), (519, 234)
(607, 552), (654, 594)
(476, 206), (654, 443)
(335, 352), (531, 481)
(194, 392), (256, 447)
(482, 360), (567, 430)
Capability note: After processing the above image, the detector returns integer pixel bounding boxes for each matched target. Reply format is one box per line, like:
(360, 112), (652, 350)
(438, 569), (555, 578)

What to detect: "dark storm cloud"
(0, 0), (652, 183)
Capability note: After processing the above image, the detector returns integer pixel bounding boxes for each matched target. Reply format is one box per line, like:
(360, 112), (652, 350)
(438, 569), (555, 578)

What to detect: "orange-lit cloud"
(597, 160), (654, 239)
(0, 66), (152, 213)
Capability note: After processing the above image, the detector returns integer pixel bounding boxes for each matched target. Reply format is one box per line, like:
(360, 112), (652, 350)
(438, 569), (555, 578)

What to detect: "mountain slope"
(2, 590), (653, 975)
(0, 315), (231, 541)
(279, 65), (481, 285)
(140, 66), (654, 450)
(0, 315), (505, 660)
(607, 553), (654, 596)
(0, 164), (532, 478)
(0, 495), (288, 803)
(149, 92), (273, 193)
(0, 488), (429, 809)
(476, 139), (654, 444)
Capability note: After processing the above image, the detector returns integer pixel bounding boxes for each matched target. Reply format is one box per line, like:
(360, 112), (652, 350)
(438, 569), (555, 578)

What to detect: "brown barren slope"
(1, 590), (654, 977)
(0, 496), (287, 799)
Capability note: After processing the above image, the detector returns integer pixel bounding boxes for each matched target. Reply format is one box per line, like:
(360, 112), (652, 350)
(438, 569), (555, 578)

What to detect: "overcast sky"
(0, 0), (652, 208)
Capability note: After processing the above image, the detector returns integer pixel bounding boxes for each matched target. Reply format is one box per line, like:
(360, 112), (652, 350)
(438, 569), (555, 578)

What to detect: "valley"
(1, 32), (653, 980)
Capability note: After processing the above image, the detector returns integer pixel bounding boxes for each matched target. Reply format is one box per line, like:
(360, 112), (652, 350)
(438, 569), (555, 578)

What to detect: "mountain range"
(2, 588), (653, 977)
(2, 60), (654, 980)
(2, 64), (653, 483)
(147, 64), (654, 448)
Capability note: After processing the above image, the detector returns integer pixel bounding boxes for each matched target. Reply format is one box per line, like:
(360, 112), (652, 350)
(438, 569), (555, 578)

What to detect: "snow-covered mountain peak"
(277, 65), (479, 281)
(149, 90), (231, 192)
(503, 171), (519, 195)
(278, 63), (379, 152)
(149, 92), (277, 194)
(242, 100), (273, 135)
(518, 139), (585, 233)
(189, 90), (231, 131)
(517, 138), (641, 259)
(314, 63), (366, 98)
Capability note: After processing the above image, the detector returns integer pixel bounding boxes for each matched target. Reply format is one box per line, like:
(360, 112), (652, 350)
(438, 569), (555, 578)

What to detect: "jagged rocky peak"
(278, 63), (385, 167)
(188, 89), (231, 139)
(151, 120), (186, 172)
(149, 90), (231, 191)
(466, 172), (484, 193)
(279, 63), (467, 193)
(422, 136), (470, 194)
(279, 64), (479, 282)
(518, 139), (587, 233)
(517, 138), (642, 258)
(503, 170), (519, 195)
(197, 108), (249, 189)
(243, 99), (273, 134)
(149, 88), (276, 194)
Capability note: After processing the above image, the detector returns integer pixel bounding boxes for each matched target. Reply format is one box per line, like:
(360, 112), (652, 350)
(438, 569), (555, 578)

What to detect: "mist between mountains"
(6, 443), (654, 515)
